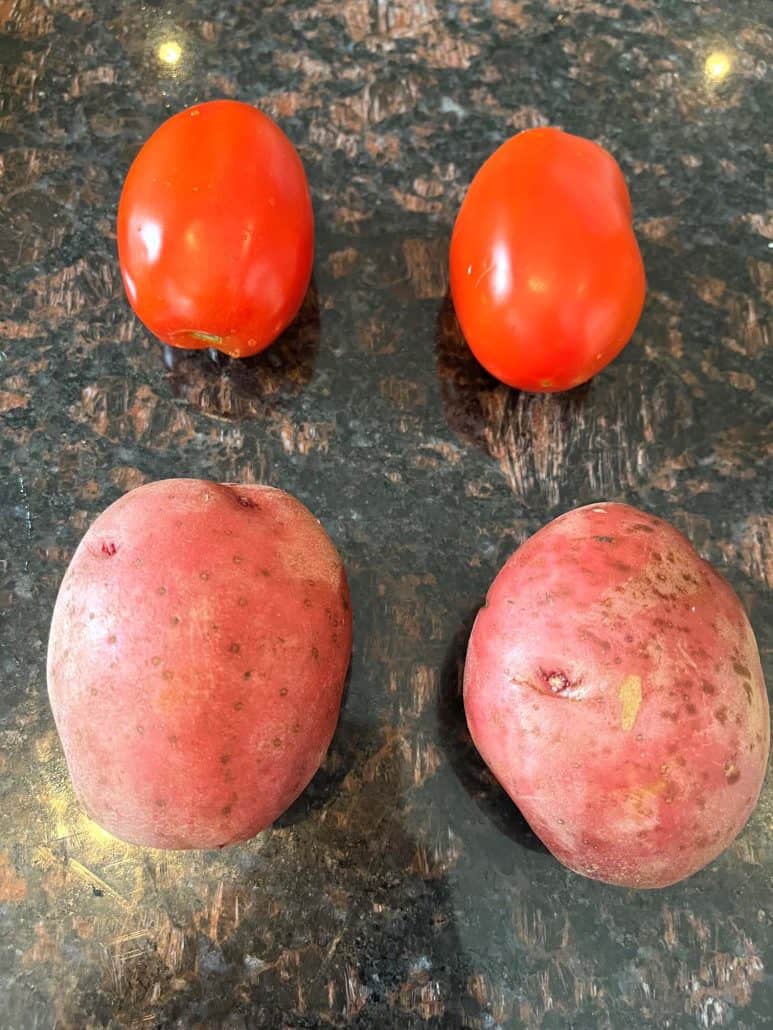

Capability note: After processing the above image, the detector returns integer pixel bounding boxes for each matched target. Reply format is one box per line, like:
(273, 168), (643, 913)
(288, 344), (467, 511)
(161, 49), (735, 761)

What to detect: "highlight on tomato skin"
(117, 99), (314, 360)
(449, 127), (646, 393)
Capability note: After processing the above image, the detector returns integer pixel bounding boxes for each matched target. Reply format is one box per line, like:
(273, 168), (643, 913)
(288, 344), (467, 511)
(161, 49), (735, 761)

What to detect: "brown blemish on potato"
(733, 661), (751, 678)
(261, 568), (271, 577)
(619, 675), (642, 731)
(200, 571), (210, 581)
(171, 615), (180, 626)
(162, 669), (173, 680)
(631, 523), (656, 534)
(233, 555), (243, 564)
(725, 763), (740, 784)
(107, 634), (116, 644)
(157, 586), (166, 595)
(593, 535), (615, 543)
(100, 541), (118, 556)
(311, 646), (319, 660)
(220, 754), (230, 765)
(701, 680), (717, 695)
(279, 688), (288, 697)
(155, 799), (167, 808)
(229, 642), (241, 654)
(545, 670), (570, 693)
(221, 804), (232, 816)
(136, 724), (144, 735)
(685, 703), (697, 716)
(743, 681), (753, 703)
(243, 670), (252, 680)
(272, 737), (282, 748)
(233, 701), (244, 711)
(151, 656), (161, 666)
(167, 734), (178, 744)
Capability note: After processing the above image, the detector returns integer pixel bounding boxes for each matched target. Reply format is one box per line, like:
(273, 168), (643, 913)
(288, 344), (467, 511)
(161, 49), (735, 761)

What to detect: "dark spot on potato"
(171, 615), (180, 626)
(167, 734), (178, 744)
(157, 586), (166, 596)
(715, 706), (728, 724)
(614, 656), (622, 665)
(725, 763), (740, 785)
(303, 598), (312, 608)
(243, 670), (252, 680)
(152, 656), (161, 666)
(221, 805), (232, 816)
(311, 646), (319, 661)
(279, 687), (288, 697)
(261, 568), (271, 578)
(272, 737), (282, 748)
(701, 681), (716, 696)
(233, 555), (243, 564)
(651, 551), (662, 562)
(200, 571), (210, 581)
(211, 623), (219, 632)
(108, 634), (116, 644)
(733, 661), (751, 678)
(612, 561), (635, 575)
(291, 721), (300, 734)
(593, 535), (615, 543)
(101, 541), (118, 556)
(136, 724), (144, 735)
(660, 710), (678, 721)
(237, 495), (259, 508)
(155, 799), (167, 808)
(631, 523), (655, 534)
(624, 633), (634, 644)
(743, 681), (753, 703)
(237, 597), (248, 607)
(229, 642), (241, 654)
(541, 670), (571, 693)
(342, 595), (350, 611)
(162, 669), (174, 681)
(90, 686), (98, 696)
(685, 703), (697, 716)
(220, 754), (231, 765)
(332, 633), (339, 643)
(233, 701), (244, 711)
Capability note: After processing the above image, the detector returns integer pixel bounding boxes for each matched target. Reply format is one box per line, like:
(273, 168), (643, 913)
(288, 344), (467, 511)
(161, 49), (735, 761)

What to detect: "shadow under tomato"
(162, 278), (320, 421)
(435, 291), (591, 464)
(437, 603), (547, 855)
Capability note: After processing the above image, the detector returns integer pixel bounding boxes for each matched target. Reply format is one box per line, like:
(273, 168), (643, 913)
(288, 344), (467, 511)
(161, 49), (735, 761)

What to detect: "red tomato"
(449, 127), (645, 392)
(117, 100), (314, 359)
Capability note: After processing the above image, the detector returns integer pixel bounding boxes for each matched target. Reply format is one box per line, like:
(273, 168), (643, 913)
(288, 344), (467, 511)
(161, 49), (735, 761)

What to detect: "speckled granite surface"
(1, 1), (771, 1027)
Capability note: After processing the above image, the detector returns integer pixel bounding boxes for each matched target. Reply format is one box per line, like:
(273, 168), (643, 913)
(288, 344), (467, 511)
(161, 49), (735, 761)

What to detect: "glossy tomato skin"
(117, 100), (314, 359)
(449, 127), (645, 392)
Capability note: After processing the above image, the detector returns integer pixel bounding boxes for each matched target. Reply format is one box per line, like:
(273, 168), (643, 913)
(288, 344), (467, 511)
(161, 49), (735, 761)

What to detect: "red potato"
(47, 479), (351, 849)
(464, 502), (769, 888)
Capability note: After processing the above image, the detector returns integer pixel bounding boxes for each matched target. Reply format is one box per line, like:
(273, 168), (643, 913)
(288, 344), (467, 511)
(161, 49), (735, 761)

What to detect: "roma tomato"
(449, 127), (645, 392)
(117, 100), (314, 359)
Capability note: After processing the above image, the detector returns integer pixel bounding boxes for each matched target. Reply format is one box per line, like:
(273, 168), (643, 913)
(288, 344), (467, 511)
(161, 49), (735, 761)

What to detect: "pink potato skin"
(47, 479), (352, 849)
(464, 502), (770, 888)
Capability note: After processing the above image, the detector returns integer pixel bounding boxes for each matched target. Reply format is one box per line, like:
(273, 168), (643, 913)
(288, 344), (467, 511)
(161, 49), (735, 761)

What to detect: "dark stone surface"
(1, 0), (771, 1026)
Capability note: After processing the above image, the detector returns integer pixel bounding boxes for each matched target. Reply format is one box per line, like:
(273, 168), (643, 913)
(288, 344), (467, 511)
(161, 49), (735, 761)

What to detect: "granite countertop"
(1, 1), (771, 1027)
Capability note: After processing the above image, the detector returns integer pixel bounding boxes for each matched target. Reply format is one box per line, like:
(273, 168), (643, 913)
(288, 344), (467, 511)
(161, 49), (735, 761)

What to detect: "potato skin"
(47, 479), (351, 849)
(464, 502), (769, 888)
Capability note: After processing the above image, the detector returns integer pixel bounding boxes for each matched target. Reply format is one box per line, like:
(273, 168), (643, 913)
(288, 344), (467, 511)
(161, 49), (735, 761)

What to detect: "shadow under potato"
(434, 291), (591, 460)
(437, 603), (547, 855)
(162, 279), (321, 421)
